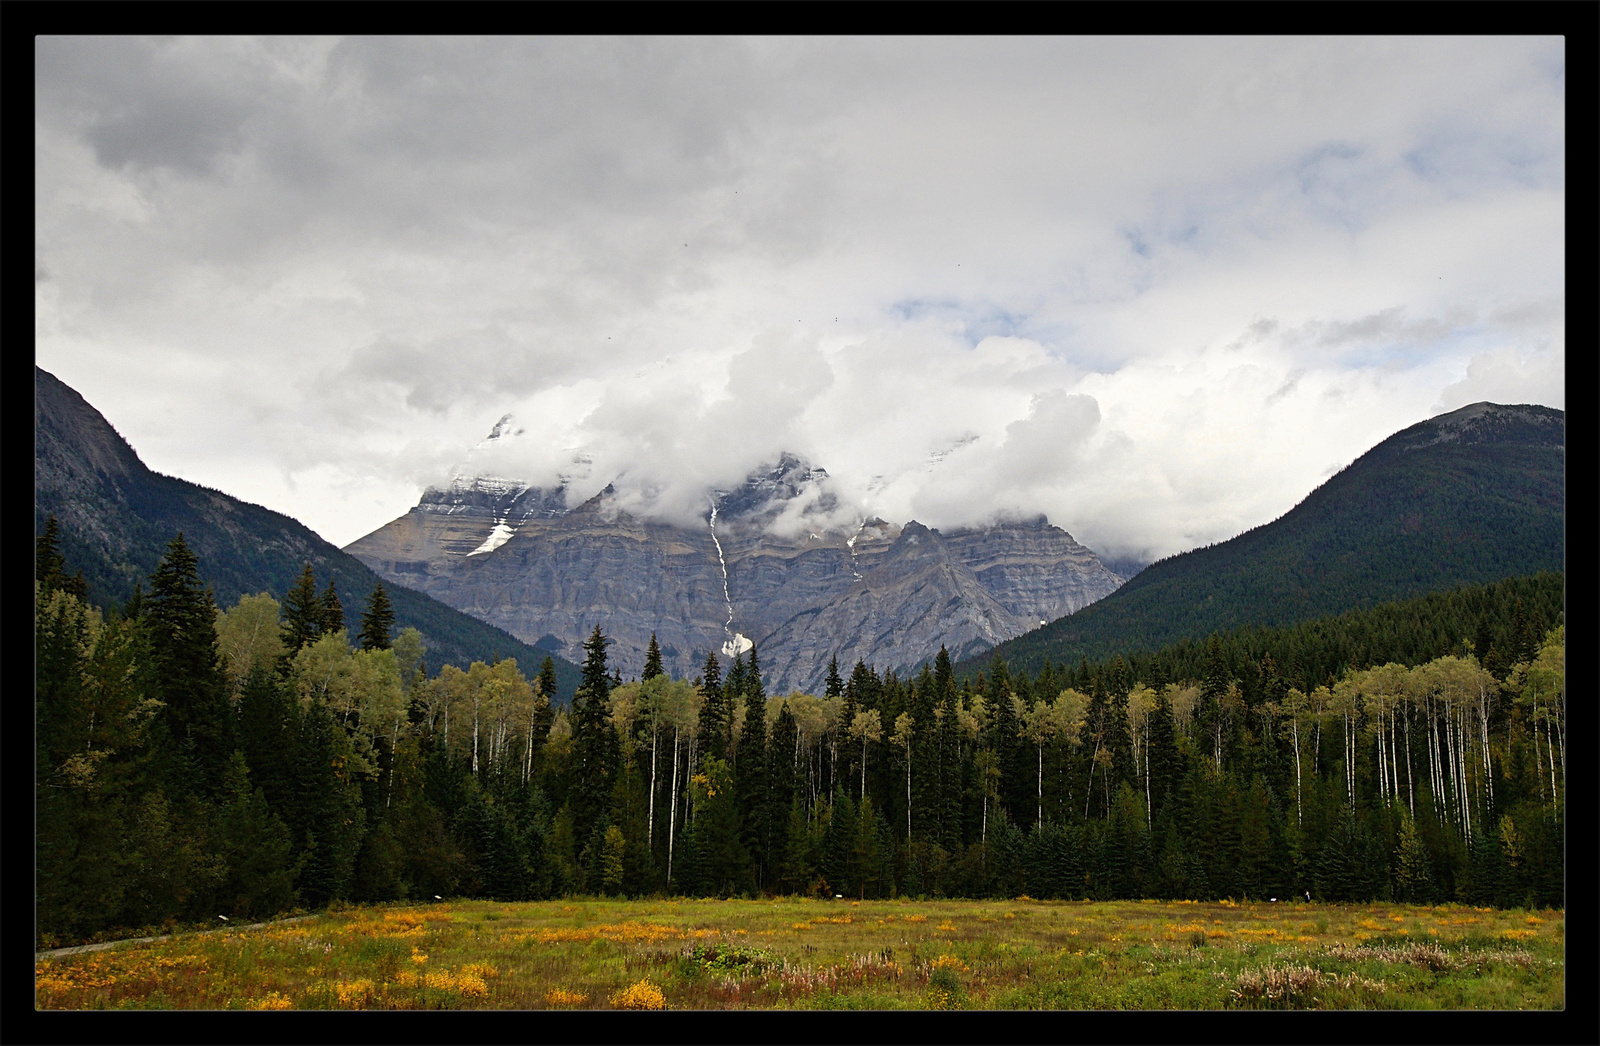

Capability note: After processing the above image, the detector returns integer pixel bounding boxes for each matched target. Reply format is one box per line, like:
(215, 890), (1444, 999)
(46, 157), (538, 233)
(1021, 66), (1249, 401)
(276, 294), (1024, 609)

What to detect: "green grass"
(35, 897), (1564, 1010)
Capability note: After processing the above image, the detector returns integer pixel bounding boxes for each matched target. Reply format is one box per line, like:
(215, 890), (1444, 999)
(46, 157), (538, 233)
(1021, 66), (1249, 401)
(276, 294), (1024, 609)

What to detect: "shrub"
(610, 979), (667, 1010)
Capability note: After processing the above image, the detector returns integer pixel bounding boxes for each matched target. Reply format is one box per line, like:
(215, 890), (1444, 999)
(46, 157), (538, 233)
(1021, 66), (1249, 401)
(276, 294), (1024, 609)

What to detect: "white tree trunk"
(1292, 717), (1302, 827)
(667, 726), (680, 882)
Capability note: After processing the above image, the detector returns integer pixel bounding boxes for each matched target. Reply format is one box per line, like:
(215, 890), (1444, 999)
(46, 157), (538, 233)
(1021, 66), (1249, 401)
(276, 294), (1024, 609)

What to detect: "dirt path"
(36, 913), (317, 960)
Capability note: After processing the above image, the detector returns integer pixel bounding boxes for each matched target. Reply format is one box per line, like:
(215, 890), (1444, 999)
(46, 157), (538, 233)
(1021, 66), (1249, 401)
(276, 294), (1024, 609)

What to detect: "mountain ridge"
(34, 367), (582, 699)
(960, 401), (1564, 679)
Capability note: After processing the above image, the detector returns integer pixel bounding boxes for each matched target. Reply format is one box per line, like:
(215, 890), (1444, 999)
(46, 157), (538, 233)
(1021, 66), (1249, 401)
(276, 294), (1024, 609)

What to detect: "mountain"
(961, 401), (1564, 679)
(34, 367), (581, 699)
(345, 447), (1126, 692)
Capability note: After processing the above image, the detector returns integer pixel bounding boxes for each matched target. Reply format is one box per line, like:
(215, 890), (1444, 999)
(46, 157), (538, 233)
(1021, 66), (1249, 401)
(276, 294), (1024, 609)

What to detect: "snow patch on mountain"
(467, 522), (517, 556)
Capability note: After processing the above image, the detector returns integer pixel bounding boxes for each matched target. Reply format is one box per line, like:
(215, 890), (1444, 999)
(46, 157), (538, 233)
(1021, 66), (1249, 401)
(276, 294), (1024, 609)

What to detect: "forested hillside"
(36, 525), (1563, 948)
(35, 366), (578, 696)
(966, 403), (1563, 677)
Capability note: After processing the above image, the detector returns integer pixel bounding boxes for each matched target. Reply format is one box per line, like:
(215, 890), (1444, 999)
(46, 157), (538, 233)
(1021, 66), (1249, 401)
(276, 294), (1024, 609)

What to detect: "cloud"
(34, 37), (1564, 554)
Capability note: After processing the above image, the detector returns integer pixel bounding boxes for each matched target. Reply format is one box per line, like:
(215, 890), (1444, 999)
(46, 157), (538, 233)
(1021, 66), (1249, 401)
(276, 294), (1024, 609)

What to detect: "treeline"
(35, 526), (1564, 949)
(977, 571), (1564, 689)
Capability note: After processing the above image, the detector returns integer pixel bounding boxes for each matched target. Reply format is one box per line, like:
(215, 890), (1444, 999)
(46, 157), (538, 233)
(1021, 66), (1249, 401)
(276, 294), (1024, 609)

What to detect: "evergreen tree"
(643, 633), (665, 681)
(1103, 658), (1134, 809)
(686, 756), (748, 896)
(359, 582), (395, 651)
(36, 515), (67, 594)
(735, 654), (770, 888)
(538, 656), (560, 708)
(204, 752), (300, 918)
(768, 700), (799, 887)
(527, 657), (557, 771)
(320, 579), (345, 637)
(725, 651), (748, 721)
(1146, 686), (1180, 818)
(145, 533), (234, 795)
(937, 689), (964, 853)
(236, 661), (296, 813)
(984, 655), (1027, 829)
(1392, 809), (1434, 903)
(281, 564), (323, 656)
(825, 655), (844, 700)
(569, 626), (620, 852)
(834, 669), (861, 799)
(697, 651), (727, 766)
(823, 791), (857, 897)
(1507, 599), (1536, 668)
(291, 701), (366, 906)
(1198, 634), (1233, 768)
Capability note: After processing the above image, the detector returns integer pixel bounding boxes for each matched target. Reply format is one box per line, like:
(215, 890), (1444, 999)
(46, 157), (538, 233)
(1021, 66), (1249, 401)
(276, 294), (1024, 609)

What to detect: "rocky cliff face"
(345, 451), (1126, 693)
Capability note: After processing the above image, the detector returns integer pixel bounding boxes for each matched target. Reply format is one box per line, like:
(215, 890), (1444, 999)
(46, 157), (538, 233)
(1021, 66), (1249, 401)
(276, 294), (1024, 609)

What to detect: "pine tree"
(643, 634), (665, 681)
(281, 564), (323, 658)
(359, 582), (395, 651)
(145, 533), (234, 796)
(320, 580), (345, 636)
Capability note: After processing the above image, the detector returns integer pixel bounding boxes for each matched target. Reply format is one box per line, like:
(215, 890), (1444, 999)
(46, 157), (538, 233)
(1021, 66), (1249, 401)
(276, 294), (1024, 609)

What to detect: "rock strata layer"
(345, 458), (1126, 693)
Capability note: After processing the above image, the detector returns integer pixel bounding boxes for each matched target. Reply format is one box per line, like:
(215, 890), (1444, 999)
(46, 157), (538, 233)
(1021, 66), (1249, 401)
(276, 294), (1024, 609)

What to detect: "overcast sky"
(35, 36), (1565, 560)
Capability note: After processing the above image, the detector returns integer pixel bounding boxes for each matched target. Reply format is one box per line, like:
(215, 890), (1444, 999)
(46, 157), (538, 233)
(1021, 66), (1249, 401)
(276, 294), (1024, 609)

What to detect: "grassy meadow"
(34, 896), (1563, 1011)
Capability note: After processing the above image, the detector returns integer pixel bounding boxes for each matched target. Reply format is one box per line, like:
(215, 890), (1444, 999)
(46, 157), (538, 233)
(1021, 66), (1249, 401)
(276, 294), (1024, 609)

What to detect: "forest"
(35, 520), (1565, 949)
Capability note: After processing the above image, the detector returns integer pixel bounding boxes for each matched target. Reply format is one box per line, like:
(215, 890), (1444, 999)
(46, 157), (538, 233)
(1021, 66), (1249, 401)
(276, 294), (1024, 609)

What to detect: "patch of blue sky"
(1326, 322), (1487, 373)
(889, 297), (1034, 346)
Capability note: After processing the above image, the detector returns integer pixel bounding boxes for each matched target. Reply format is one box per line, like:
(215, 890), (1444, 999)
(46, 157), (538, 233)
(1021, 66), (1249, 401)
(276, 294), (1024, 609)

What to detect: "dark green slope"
(34, 366), (579, 699)
(962, 402), (1563, 679)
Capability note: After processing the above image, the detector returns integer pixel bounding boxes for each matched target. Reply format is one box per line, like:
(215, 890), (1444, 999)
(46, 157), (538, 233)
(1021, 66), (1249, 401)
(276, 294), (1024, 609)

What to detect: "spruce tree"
(359, 582), (395, 651)
(570, 626), (619, 851)
(281, 564), (323, 657)
(910, 665), (938, 839)
(538, 656), (560, 707)
(985, 656), (1027, 829)
(643, 633), (665, 681)
(1198, 634), (1232, 769)
(527, 656), (557, 768)
(320, 580), (345, 636)
(236, 661), (297, 814)
(937, 689), (964, 853)
(768, 700), (799, 885)
(145, 533), (233, 796)
(1146, 686), (1180, 818)
(825, 655), (844, 699)
(697, 651), (727, 766)
(1104, 657), (1134, 804)
(735, 650), (770, 887)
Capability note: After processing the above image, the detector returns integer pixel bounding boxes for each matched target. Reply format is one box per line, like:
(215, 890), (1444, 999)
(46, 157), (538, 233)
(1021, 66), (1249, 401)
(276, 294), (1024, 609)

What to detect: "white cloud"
(35, 36), (1564, 552)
